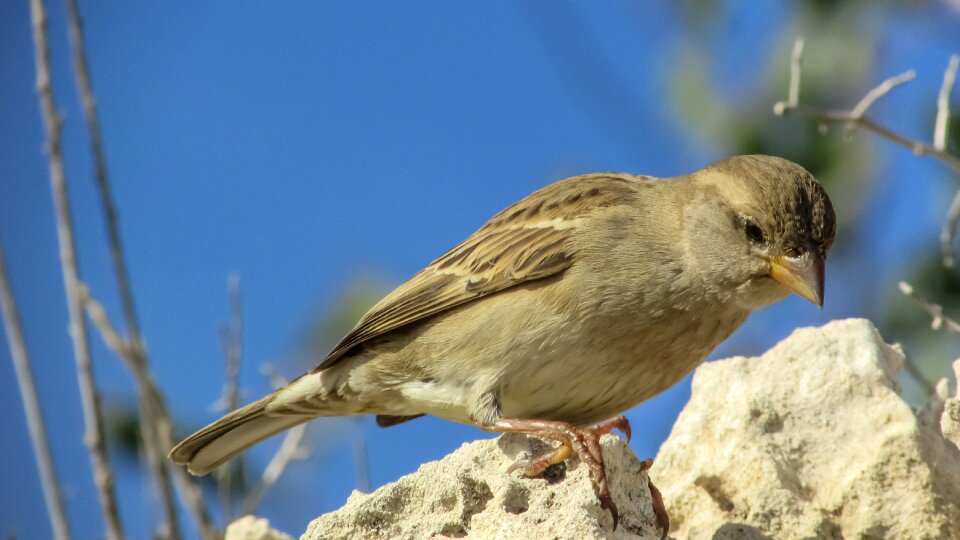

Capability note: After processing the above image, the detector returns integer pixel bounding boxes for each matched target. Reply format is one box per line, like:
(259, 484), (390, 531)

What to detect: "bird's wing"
(314, 174), (641, 372)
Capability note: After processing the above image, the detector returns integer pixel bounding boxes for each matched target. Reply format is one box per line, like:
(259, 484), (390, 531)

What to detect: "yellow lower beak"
(767, 253), (825, 308)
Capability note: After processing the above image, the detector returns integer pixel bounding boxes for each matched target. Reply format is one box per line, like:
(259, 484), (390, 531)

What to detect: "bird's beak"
(766, 252), (825, 308)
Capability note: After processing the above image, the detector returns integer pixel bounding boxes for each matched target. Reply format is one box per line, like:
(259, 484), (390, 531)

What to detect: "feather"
(313, 174), (640, 372)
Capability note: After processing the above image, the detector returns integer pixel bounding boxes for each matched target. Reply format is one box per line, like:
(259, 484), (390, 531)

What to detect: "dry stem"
(0, 242), (71, 540)
(899, 281), (960, 336)
(938, 54), (960, 267)
(216, 273), (244, 521)
(898, 280), (960, 396)
(240, 364), (311, 514)
(773, 40), (960, 173)
(934, 55), (959, 151)
(83, 293), (219, 540)
(60, 2), (180, 536)
(29, 0), (124, 537)
(61, 0), (216, 536)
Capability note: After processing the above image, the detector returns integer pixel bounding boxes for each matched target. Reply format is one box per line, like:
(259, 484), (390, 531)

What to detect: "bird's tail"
(168, 394), (309, 475)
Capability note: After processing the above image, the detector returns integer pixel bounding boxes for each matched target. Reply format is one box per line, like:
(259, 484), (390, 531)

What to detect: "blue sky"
(1, 2), (958, 538)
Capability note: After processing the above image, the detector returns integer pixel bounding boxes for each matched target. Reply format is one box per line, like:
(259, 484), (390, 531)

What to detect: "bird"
(169, 154), (835, 531)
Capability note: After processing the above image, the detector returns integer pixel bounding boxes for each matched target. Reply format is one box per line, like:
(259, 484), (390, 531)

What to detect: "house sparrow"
(170, 155), (835, 532)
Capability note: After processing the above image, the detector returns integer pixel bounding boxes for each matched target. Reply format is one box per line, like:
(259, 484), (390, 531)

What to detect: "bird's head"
(682, 155), (836, 311)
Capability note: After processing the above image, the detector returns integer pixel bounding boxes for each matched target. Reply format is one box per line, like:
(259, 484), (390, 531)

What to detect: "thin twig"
(942, 189), (960, 268)
(240, 364), (310, 515)
(81, 290), (128, 360)
(216, 273), (244, 522)
(935, 55), (959, 151)
(82, 292), (184, 538)
(83, 294), (219, 540)
(61, 0), (142, 345)
(787, 38), (804, 107)
(899, 281), (959, 395)
(28, 1), (124, 538)
(773, 43), (960, 174)
(935, 55), (960, 267)
(849, 71), (916, 120)
(161, 417), (219, 540)
(240, 424), (309, 516)
(352, 418), (371, 493)
(61, 0), (214, 536)
(899, 281), (960, 335)
(775, 43), (960, 269)
(217, 273), (243, 415)
(775, 104), (960, 171)
(62, 1), (178, 536)
(0, 242), (71, 540)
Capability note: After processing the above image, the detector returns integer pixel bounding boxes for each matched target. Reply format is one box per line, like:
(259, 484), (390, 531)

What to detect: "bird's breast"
(496, 298), (748, 425)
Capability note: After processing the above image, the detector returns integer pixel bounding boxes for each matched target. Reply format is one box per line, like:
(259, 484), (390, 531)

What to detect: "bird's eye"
(744, 220), (765, 244)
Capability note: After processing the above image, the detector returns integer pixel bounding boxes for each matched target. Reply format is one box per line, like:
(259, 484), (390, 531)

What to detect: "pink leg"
(482, 415), (632, 529)
(638, 458), (670, 540)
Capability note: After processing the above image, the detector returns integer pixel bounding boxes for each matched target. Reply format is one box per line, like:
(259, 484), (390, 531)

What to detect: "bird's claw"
(489, 415), (639, 531)
(505, 457), (534, 475)
(507, 438), (573, 477)
(599, 492), (620, 530)
(589, 415), (632, 443)
(638, 458), (670, 540)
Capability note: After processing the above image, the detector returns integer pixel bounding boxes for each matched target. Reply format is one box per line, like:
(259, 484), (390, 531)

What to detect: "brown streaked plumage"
(317, 174), (638, 371)
(170, 155), (836, 533)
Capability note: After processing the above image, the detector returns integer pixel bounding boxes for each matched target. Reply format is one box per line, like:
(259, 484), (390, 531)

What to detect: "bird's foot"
(638, 458), (670, 540)
(485, 415), (631, 529)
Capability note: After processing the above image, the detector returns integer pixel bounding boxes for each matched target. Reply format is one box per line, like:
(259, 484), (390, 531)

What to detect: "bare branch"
(787, 38), (804, 107)
(936, 56), (960, 267)
(81, 290), (129, 361)
(162, 423), (219, 540)
(352, 419), (371, 493)
(898, 281), (960, 396)
(849, 71), (916, 120)
(84, 292), (218, 539)
(935, 55), (959, 151)
(215, 273), (243, 414)
(240, 423), (309, 516)
(61, 0), (216, 536)
(773, 45), (960, 174)
(216, 273), (244, 522)
(240, 364), (311, 515)
(62, 1), (179, 536)
(0, 242), (71, 540)
(899, 281), (960, 335)
(917, 376), (951, 429)
(62, 0), (142, 343)
(942, 189), (960, 268)
(28, 0), (124, 537)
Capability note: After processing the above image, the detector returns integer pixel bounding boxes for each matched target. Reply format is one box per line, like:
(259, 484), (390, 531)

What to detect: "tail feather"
(169, 395), (309, 475)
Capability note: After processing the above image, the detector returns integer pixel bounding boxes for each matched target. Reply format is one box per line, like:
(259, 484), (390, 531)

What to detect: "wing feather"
(313, 173), (642, 371)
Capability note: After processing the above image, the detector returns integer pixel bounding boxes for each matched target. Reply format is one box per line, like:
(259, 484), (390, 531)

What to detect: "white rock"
(226, 515), (294, 540)
(651, 318), (960, 539)
(301, 434), (663, 539)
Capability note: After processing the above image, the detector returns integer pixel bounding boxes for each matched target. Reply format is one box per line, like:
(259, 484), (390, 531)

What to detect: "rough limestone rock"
(651, 318), (960, 539)
(302, 434), (663, 539)
(225, 515), (294, 540)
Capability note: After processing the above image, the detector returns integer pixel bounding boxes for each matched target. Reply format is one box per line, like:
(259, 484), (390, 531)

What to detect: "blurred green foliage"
(299, 278), (387, 366)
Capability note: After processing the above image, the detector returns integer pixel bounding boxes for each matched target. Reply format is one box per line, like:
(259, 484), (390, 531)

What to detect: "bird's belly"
(495, 309), (746, 425)
(496, 339), (679, 425)
(364, 279), (747, 428)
